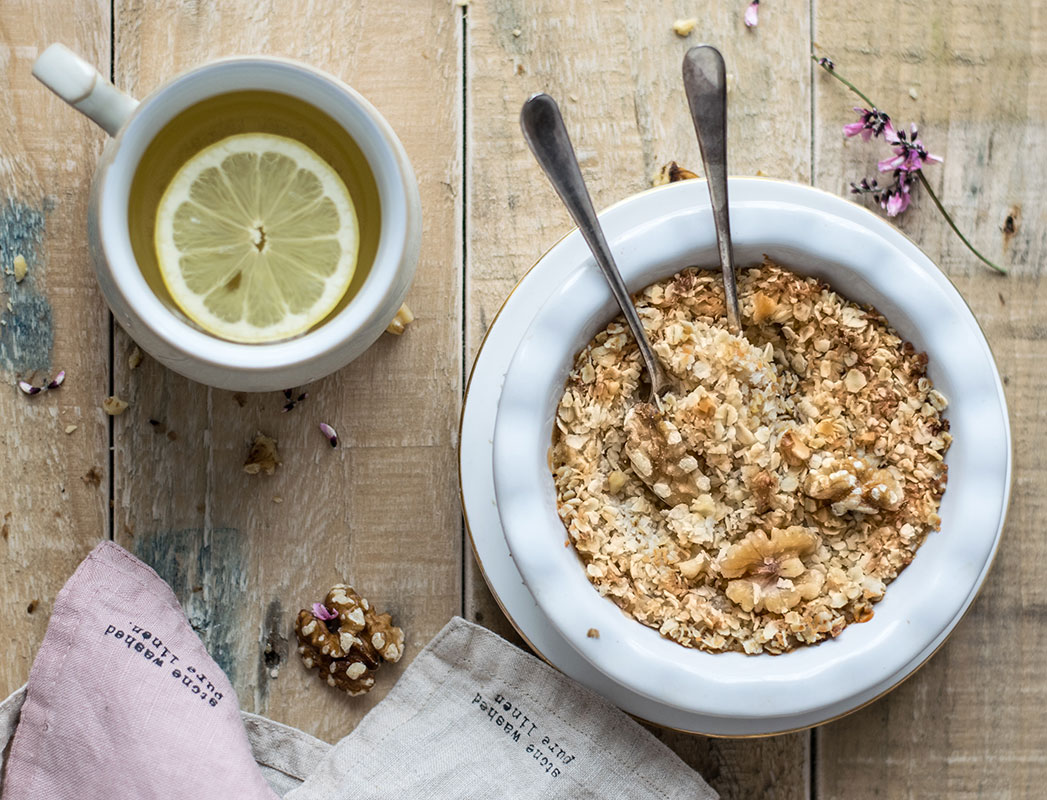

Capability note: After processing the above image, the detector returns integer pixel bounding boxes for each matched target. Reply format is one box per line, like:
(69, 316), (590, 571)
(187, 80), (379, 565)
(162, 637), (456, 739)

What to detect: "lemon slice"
(155, 133), (358, 343)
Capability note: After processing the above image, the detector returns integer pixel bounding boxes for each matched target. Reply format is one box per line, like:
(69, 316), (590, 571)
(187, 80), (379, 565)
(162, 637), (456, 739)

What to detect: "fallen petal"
(18, 381), (41, 396)
(47, 370), (66, 389)
(319, 422), (339, 448)
(744, 0), (758, 27)
(312, 603), (338, 621)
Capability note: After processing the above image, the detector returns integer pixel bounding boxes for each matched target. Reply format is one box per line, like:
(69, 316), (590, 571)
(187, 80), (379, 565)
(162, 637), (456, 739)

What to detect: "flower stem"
(812, 53), (1007, 276)
(915, 171), (1007, 274)
(810, 56), (878, 109)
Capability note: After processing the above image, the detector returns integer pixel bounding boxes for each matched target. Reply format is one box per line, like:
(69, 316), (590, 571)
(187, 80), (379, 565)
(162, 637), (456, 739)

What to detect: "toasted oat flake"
(386, 303), (415, 335)
(551, 260), (950, 654)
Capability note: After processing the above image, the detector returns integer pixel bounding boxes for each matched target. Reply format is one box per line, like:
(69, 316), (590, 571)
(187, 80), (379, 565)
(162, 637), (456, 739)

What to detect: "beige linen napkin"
(283, 617), (717, 800)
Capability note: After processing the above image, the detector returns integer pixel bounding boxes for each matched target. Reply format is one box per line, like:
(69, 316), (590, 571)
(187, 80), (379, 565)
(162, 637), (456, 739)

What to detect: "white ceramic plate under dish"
(490, 178), (1011, 727)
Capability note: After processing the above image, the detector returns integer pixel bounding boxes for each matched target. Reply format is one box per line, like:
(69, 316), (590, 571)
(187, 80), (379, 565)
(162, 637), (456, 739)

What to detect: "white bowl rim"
(492, 177), (1011, 720)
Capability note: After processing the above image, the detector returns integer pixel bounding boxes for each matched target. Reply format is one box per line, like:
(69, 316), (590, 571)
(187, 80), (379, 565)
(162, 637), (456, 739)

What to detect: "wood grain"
(463, 2), (812, 797)
(112, 0), (462, 742)
(5, 0), (1044, 795)
(0, 4), (111, 700)
(813, 1), (1047, 798)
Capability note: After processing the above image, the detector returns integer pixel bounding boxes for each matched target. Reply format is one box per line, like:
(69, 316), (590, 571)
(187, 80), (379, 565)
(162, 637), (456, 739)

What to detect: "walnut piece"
(243, 432), (281, 476)
(102, 396), (128, 415)
(749, 469), (778, 513)
(803, 455), (904, 515)
(720, 527), (824, 614)
(624, 402), (702, 508)
(652, 161), (699, 186)
(778, 431), (811, 466)
(751, 292), (777, 324)
(295, 584), (404, 696)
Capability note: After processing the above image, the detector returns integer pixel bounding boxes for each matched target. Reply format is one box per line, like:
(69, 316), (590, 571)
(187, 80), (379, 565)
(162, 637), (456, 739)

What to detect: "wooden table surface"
(1, 1), (1042, 797)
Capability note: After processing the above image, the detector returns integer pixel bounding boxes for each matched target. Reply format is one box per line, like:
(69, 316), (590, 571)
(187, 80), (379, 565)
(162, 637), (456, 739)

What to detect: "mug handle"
(32, 43), (139, 137)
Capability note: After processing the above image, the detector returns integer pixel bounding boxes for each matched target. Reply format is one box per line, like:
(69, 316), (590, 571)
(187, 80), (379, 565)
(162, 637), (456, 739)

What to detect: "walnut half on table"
(295, 584), (404, 696)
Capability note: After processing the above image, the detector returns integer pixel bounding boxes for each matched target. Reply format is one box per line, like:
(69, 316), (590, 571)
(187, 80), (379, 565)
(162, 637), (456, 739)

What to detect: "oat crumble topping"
(551, 260), (950, 654)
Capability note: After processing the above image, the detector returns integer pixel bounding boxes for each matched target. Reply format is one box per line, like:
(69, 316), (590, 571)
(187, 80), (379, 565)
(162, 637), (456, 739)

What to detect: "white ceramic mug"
(33, 43), (422, 391)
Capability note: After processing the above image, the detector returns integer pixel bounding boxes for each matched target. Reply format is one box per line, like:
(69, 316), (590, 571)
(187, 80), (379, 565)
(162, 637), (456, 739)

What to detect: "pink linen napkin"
(1, 541), (277, 800)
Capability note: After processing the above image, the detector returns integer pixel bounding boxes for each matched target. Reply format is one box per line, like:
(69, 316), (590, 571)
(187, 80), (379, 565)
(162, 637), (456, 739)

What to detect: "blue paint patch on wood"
(133, 527), (248, 686)
(0, 199), (53, 375)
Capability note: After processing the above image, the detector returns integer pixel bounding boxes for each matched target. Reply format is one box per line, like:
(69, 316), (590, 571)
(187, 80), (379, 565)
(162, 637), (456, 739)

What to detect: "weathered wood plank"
(0, 5), (111, 700)
(813, 2), (1047, 797)
(463, 2), (812, 796)
(112, 0), (462, 742)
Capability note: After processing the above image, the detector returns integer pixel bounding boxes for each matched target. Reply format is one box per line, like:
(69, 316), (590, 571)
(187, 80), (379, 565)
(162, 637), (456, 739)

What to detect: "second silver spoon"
(683, 45), (743, 333)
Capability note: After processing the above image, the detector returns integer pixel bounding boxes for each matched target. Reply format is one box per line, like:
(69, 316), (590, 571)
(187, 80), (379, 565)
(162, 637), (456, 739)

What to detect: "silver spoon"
(522, 93), (707, 509)
(682, 45), (742, 333)
(520, 92), (672, 403)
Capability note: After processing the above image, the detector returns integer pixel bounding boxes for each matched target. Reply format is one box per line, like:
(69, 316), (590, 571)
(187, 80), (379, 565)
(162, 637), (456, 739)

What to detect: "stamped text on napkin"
(472, 691), (576, 778)
(103, 621), (226, 708)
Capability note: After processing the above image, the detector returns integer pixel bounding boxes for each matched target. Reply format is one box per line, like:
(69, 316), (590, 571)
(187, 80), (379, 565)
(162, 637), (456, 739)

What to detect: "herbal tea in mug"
(34, 46), (420, 390)
(128, 90), (382, 343)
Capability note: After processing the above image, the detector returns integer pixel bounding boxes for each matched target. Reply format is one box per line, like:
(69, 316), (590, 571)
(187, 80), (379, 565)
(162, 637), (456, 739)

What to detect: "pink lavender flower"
(843, 107), (891, 142)
(312, 603), (338, 621)
(814, 52), (1005, 273)
(851, 173), (914, 218)
(843, 110), (941, 219)
(744, 0), (759, 27)
(880, 179), (913, 217)
(877, 123), (942, 174)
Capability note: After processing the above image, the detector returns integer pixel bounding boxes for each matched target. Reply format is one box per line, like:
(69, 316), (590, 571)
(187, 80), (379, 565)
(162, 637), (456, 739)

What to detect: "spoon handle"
(683, 45), (742, 333)
(520, 92), (670, 398)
